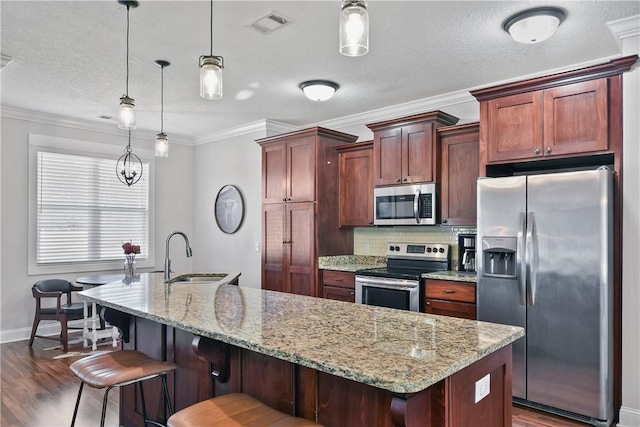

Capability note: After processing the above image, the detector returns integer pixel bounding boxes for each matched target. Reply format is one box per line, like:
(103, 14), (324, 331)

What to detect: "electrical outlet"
(363, 243), (370, 254)
(474, 373), (490, 403)
(255, 242), (261, 252)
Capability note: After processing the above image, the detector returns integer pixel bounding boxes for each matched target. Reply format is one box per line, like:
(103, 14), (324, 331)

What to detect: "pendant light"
(117, 130), (143, 186)
(154, 60), (170, 158)
(199, 0), (224, 99)
(118, 0), (138, 129)
(339, 0), (369, 57)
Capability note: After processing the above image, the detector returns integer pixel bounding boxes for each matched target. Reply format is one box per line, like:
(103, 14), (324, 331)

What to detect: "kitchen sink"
(166, 273), (228, 284)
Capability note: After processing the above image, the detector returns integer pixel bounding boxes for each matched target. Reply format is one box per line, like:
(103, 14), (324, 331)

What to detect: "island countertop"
(79, 273), (523, 394)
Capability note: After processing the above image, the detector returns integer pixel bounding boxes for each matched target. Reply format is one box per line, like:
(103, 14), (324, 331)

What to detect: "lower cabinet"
(321, 270), (355, 303)
(424, 279), (476, 320)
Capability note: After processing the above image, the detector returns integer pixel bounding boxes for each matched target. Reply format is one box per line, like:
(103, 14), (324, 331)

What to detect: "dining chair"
(28, 278), (85, 352)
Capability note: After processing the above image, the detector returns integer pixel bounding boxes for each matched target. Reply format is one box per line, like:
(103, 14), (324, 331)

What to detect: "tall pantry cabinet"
(257, 127), (358, 297)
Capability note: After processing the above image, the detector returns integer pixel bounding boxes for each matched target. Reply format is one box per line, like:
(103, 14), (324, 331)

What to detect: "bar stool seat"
(167, 393), (322, 427)
(70, 350), (176, 427)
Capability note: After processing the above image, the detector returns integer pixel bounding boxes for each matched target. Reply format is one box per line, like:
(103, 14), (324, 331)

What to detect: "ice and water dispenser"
(481, 237), (517, 278)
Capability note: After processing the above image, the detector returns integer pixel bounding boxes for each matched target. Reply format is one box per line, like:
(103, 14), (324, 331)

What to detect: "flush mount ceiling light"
(503, 7), (566, 44)
(339, 0), (369, 57)
(154, 60), (170, 158)
(117, 0), (138, 129)
(300, 80), (339, 101)
(200, 0), (224, 99)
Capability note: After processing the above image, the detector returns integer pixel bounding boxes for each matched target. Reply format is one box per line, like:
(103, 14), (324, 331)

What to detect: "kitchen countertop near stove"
(79, 273), (522, 394)
(423, 270), (477, 282)
(318, 255), (387, 272)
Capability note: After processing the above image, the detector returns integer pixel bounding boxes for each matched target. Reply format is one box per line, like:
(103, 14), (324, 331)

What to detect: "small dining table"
(75, 274), (124, 351)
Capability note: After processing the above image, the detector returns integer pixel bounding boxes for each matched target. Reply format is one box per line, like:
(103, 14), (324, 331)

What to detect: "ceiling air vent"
(249, 11), (292, 35)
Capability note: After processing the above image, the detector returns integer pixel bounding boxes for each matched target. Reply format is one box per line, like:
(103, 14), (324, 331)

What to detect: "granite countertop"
(423, 270), (477, 283)
(79, 273), (523, 394)
(318, 255), (387, 272)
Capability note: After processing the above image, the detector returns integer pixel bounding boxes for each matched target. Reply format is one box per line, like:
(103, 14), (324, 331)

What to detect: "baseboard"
(1, 320), (85, 344)
(619, 406), (640, 427)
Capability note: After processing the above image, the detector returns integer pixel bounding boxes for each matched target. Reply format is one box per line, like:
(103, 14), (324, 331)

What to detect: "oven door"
(355, 276), (420, 312)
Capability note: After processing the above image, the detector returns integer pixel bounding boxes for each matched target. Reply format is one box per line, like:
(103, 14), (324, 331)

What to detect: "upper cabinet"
(366, 111), (459, 186)
(437, 122), (479, 226)
(471, 55), (638, 175)
(483, 79), (608, 163)
(262, 135), (316, 204)
(337, 141), (374, 227)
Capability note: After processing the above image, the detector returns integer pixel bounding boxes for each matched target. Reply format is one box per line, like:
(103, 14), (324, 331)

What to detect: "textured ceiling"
(1, 1), (639, 140)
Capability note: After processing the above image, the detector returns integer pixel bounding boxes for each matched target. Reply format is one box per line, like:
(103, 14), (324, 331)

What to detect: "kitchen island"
(79, 272), (523, 427)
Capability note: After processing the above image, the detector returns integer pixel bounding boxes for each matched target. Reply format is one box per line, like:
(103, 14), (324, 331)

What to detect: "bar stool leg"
(162, 374), (174, 417)
(100, 385), (114, 427)
(70, 381), (84, 427)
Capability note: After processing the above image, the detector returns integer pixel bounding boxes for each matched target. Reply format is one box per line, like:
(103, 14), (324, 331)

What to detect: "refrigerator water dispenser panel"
(482, 237), (517, 278)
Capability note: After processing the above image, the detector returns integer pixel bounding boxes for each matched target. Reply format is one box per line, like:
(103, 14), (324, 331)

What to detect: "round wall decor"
(214, 185), (244, 234)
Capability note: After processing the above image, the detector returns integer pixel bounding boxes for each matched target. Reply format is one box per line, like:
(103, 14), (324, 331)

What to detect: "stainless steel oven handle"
(414, 188), (421, 224)
(355, 276), (419, 290)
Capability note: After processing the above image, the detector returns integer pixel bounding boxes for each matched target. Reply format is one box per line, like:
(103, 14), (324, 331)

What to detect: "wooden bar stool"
(167, 393), (322, 427)
(70, 350), (176, 427)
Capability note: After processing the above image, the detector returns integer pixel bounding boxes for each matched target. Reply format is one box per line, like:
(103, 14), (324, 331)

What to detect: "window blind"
(36, 151), (149, 265)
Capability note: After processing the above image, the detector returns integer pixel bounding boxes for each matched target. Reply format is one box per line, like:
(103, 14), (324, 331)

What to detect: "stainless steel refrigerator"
(477, 168), (613, 427)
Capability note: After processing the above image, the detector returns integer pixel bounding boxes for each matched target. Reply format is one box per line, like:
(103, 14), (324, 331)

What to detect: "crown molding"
(315, 90), (476, 130)
(608, 15), (640, 41)
(0, 105), (193, 146)
(193, 119), (299, 145)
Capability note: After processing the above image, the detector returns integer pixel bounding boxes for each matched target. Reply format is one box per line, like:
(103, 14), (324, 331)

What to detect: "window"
(29, 134), (154, 274)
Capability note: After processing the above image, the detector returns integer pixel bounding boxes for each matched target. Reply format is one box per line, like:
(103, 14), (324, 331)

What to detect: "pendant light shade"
(154, 59), (170, 158)
(339, 0), (369, 57)
(117, 131), (143, 186)
(117, 0), (138, 129)
(199, 55), (224, 99)
(200, 0), (224, 99)
(503, 7), (565, 44)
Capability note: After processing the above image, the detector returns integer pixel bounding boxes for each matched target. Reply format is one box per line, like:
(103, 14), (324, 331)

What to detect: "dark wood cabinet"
(321, 270), (355, 303)
(424, 279), (476, 320)
(437, 122), (479, 226)
(258, 127), (358, 297)
(337, 141), (373, 227)
(366, 111), (459, 187)
(483, 79), (608, 164)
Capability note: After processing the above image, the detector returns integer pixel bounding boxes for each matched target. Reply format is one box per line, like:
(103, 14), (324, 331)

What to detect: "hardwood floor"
(1, 334), (591, 427)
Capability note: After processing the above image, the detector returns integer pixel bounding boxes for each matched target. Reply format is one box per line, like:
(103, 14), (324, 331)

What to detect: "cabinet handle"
(546, 147), (552, 154)
(283, 198), (287, 202)
(350, 291), (355, 295)
(442, 219), (448, 224)
(396, 178), (402, 183)
(443, 289), (455, 294)
(403, 177), (408, 182)
(426, 301), (431, 306)
(534, 148), (541, 155)
(335, 278), (343, 281)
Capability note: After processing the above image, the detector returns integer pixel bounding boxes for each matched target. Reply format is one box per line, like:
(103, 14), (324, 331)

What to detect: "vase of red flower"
(122, 242), (141, 278)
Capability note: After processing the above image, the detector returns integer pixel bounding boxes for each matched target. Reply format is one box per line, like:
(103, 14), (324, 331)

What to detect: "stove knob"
(426, 247), (432, 253)
(394, 246), (400, 252)
(389, 246), (395, 251)
(438, 248), (445, 253)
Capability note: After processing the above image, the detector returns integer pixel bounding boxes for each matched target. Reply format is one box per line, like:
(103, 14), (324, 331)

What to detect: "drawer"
(321, 270), (355, 289)
(425, 299), (476, 320)
(424, 280), (475, 303)
(322, 285), (355, 303)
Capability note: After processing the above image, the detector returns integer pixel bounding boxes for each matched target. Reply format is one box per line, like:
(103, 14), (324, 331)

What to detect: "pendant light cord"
(125, 5), (130, 96)
(209, 0), (213, 55)
(160, 66), (164, 133)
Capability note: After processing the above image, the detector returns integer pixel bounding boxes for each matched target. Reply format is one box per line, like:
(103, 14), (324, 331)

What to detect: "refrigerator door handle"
(526, 212), (537, 306)
(517, 212), (526, 305)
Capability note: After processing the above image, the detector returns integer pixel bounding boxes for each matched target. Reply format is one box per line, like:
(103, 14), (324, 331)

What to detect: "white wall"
(192, 130), (265, 289)
(620, 31), (640, 427)
(0, 113), (194, 341)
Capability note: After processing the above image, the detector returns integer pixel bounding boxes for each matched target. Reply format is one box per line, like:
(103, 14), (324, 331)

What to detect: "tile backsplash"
(354, 226), (477, 269)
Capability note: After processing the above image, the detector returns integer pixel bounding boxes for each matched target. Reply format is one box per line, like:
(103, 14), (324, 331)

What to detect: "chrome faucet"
(164, 231), (193, 280)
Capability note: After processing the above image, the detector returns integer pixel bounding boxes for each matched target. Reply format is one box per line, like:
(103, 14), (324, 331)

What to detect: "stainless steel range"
(355, 242), (450, 312)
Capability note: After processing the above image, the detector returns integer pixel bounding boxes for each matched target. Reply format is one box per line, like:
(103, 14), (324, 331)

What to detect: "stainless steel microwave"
(373, 183), (437, 225)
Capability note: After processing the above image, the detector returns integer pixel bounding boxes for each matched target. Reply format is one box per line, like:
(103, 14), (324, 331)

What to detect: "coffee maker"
(457, 233), (476, 272)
